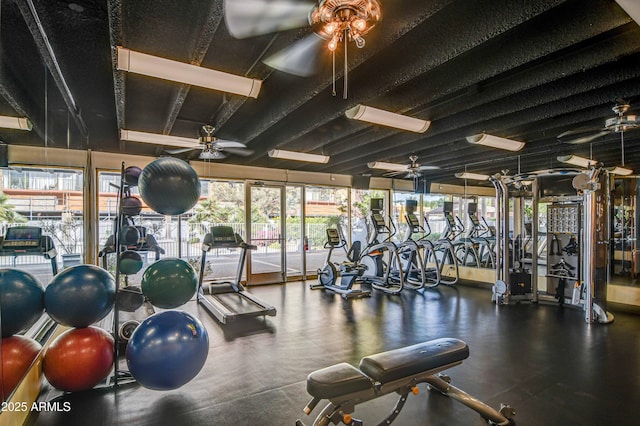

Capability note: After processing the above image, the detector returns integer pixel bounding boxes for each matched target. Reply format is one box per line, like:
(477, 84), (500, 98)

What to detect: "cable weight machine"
(492, 168), (614, 323)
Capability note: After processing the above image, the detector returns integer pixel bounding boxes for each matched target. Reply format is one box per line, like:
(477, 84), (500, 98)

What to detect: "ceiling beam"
(162, 0), (224, 135)
(220, 0), (456, 143)
(14, 0), (89, 139)
(241, 0), (573, 165)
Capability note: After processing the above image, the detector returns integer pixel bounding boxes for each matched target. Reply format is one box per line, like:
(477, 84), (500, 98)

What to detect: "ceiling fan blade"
(224, 0), (314, 39)
(263, 33), (325, 77)
(562, 130), (610, 144)
(222, 147), (255, 157)
(382, 171), (405, 177)
(215, 139), (247, 148)
(165, 147), (200, 154)
(557, 127), (604, 139)
(417, 165), (441, 171)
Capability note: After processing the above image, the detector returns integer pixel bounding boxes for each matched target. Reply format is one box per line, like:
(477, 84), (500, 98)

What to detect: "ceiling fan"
(557, 100), (640, 144)
(163, 125), (254, 160)
(368, 155), (440, 179)
(224, 0), (382, 77)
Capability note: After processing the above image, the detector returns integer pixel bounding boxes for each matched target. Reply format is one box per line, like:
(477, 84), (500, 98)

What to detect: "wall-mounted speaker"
(352, 175), (371, 190)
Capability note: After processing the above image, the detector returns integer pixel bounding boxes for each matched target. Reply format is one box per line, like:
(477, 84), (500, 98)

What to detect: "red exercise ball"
(43, 326), (114, 392)
(1, 335), (42, 401)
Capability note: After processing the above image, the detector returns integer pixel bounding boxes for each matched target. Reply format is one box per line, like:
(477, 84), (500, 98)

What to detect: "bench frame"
(297, 341), (514, 426)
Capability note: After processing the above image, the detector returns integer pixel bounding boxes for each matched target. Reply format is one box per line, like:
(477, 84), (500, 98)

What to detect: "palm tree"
(0, 191), (26, 224)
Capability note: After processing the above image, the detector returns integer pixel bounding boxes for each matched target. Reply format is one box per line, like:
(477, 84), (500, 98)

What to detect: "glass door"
(246, 183), (285, 285)
(285, 185), (304, 280)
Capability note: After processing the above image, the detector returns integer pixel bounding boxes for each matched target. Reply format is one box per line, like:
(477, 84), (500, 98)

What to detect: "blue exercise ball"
(0, 269), (45, 337)
(125, 310), (209, 390)
(44, 264), (116, 327)
(138, 157), (201, 215)
(140, 258), (197, 309)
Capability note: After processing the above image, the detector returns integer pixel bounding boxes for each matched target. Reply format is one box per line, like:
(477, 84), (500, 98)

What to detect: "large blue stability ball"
(0, 269), (45, 337)
(138, 157), (201, 215)
(45, 264), (116, 327)
(141, 258), (198, 309)
(125, 310), (209, 390)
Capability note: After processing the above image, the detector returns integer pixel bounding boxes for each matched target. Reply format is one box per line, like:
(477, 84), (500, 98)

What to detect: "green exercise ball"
(119, 250), (143, 275)
(141, 258), (197, 309)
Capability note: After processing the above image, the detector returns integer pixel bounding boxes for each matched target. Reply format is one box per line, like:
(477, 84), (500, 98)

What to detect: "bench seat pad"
(359, 338), (469, 384)
(307, 363), (372, 399)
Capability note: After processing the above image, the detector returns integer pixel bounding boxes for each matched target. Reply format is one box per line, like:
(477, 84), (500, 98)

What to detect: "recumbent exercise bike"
(312, 227), (370, 299)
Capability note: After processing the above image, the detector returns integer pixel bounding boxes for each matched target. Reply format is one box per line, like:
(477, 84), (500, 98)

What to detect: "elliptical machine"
(429, 202), (460, 285)
(360, 198), (404, 295)
(312, 226), (370, 299)
(402, 199), (441, 288)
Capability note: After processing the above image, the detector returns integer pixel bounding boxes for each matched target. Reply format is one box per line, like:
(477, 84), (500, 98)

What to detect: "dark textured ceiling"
(1, 0), (639, 185)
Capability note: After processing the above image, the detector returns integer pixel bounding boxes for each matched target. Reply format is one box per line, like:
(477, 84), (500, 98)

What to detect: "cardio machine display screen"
(407, 214), (420, 227)
(372, 213), (385, 227)
(5, 227), (42, 241)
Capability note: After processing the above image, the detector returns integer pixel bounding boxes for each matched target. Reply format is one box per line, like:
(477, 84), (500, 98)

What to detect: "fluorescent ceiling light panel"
(116, 46), (262, 98)
(120, 129), (198, 148)
(268, 149), (330, 164)
(367, 161), (408, 172)
(466, 133), (525, 151)
(616, 0), (640, 26)
(455, 172), (490, 181)
(607, 166), (633, 176)
(345, 104), (430, 133)
(0, 116), (32, 131)
(557, 155), (598, 168)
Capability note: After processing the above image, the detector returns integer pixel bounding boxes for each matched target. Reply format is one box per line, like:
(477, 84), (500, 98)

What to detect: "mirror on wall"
(610, 177), (638, 285)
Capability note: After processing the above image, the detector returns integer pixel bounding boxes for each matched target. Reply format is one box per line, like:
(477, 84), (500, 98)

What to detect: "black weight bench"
(297, 338), (514, 426)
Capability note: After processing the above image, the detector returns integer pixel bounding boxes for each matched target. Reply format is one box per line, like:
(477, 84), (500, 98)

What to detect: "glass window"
(305, 186), (349, 275)
(350, 189), (388, 248)
(423, 194), (450, 241)
(0, 166), (84, 281)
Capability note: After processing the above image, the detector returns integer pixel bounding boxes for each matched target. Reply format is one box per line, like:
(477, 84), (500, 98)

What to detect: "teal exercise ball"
(141, 258), (197, 309)
(119, 250), (143, 275)
(138, 157), (200, 215)
(0, 269), (44, 337)
(44, 265), (116, 327)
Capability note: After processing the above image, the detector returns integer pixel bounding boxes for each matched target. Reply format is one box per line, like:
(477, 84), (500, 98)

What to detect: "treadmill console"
(210, 226), (241, 245)
(1, 226), (42, 250)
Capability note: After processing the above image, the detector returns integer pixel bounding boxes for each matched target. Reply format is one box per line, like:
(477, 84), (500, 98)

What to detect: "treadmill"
(197, 226), (276, 324)
(0, 226), (58, 275)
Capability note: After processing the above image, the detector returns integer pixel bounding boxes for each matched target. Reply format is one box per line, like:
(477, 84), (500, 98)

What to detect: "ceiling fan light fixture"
(466, 133), (525, 151)
(607, 166), (633, 176)
(120, 129), (198, 148)
(116, 47), (262, 98)
(455, 172), (490, 181)
(345, 105), (430, 133)
(268, 149), (330, 164)
(557, 155), (598, 168)
(0, 116), (32, 131)
(367, 161), (408, 172)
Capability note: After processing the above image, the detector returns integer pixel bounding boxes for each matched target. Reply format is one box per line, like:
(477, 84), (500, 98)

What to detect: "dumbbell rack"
(545, 203), (581, 304)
